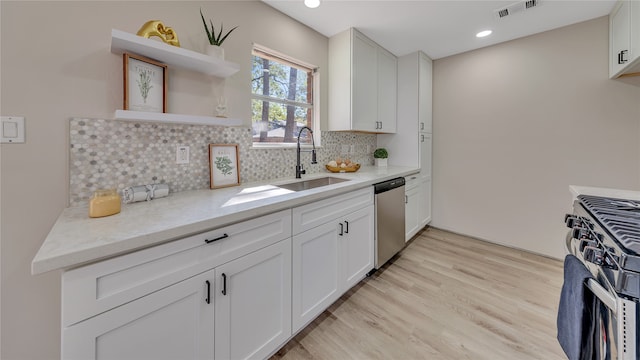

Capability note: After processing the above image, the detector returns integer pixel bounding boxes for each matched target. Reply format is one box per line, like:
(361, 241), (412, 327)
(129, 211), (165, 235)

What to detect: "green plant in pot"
(200, 8), (238, 59)
(374, 148), (388, 167)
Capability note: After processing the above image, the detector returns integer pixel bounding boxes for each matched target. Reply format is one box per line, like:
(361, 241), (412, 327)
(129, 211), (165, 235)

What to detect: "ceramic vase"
(206, 46), (225, 60)
(375, 158), (388, 167)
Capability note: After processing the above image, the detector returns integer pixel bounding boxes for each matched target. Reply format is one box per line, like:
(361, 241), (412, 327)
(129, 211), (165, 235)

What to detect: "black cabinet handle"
(344, 220), (349, 234)
(339, 223), (344, 236)
(619, 50), (629, 64)
(205, 280), (211, 304)
(221, 273), (227, 295)
(205, 233), (229, 244)
(405, 195), (408, 204)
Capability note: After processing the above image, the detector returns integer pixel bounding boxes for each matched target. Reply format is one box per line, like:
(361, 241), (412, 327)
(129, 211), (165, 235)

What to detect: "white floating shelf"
(110, 29), (240, 78)
(115, 110), (243, 127)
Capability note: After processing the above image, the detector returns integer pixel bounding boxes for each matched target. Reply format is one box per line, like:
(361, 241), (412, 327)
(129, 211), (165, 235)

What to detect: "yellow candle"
(89, 189), (121, 218)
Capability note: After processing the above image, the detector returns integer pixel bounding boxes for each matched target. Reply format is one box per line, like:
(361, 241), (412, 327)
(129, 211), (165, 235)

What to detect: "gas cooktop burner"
(578, 195), (640, 255)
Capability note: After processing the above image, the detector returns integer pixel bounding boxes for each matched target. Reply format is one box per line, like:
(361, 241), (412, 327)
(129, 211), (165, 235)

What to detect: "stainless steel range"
(564, 194), (640, 360)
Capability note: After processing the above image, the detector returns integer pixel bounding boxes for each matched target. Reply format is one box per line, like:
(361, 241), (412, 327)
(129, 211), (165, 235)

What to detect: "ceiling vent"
(494, 0), (541, 19)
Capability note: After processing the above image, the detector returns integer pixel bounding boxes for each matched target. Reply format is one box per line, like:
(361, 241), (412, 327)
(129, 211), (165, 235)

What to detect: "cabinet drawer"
(292, 187), (373, 235)
(62, 209), (291, 327)
(404, 173), (420, 190)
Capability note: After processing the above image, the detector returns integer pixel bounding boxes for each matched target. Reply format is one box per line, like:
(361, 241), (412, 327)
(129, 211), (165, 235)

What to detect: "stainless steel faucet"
(296, 126), (317, 179)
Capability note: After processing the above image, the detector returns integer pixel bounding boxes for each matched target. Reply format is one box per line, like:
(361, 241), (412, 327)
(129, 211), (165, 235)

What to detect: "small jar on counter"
(89, 189), (121, 218)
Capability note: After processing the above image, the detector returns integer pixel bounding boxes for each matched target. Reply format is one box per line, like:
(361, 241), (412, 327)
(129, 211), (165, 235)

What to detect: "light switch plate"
(1, 116), (25, 143)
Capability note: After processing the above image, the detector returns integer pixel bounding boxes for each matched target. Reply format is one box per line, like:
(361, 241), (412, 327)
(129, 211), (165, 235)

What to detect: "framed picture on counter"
(209, 144), (240, 189)
(123, 53), (167, 113)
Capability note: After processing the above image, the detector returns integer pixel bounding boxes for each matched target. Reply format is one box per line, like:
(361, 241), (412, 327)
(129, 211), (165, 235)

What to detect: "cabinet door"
(62, 271), (214, 360)
(214, 239), (292, 360)
(377, 47), (397, 133)
(419, 132), (432, 178)
(610, 0), (631, 77)
(418, 177), (432, 227)
(340, 205), (375, 290)
(405, 183), (421, 242)
(352, 31), (378, 132)
(418, 53), (432, 133)
(292, 222), (341, 333)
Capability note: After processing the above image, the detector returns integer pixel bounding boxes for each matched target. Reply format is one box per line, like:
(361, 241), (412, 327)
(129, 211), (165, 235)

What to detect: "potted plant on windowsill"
(374, 148), (388, 167)
(200, 8), (238, 60)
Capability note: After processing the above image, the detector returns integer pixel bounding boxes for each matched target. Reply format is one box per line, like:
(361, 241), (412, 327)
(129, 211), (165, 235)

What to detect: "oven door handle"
(585, 278), (617, 312)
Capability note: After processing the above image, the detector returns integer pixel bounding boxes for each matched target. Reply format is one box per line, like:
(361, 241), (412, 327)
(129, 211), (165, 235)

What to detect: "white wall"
(0, 1), (328, 358)
(432, 16), (640, 259)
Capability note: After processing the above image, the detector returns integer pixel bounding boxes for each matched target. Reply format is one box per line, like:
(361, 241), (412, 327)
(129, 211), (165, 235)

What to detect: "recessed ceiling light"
(476, 30), (492, 38)
(304, 0), (320, 8)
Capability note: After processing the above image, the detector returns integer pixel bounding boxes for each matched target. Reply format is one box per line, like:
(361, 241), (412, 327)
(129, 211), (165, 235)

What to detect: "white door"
(377, 47), (397, 133)
(352, 31), (378, 132)
(419, 177), (432, 226)
(418, 52), (432, 133)
(340, 205), (375, 290)
(419, 133), (432, 178)
(292, 221), (341, 333)
(610, 1), (631, 77)
(214, 239), (292, 360)
(405, 184), (420, 241)
(62, 271), (215, 360)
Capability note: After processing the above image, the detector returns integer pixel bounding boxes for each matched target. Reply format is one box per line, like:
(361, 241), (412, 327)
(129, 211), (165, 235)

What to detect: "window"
(251, 45), (317, 145)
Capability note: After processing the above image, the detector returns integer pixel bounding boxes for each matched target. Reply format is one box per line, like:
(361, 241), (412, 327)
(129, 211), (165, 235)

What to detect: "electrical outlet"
(176, 146), (190, 164)
(350, 145), (355, 154)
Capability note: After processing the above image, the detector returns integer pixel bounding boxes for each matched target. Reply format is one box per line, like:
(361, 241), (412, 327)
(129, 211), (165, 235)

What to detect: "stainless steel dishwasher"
(373, 177), (406, 270)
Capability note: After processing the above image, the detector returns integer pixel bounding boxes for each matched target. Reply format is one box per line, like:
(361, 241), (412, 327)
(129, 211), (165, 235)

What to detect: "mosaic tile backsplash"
(69, 118), (377, 206)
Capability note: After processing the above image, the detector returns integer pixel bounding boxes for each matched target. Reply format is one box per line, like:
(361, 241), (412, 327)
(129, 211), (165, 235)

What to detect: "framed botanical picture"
(209, 144), (240, 189)
(123, 53), (167, 113)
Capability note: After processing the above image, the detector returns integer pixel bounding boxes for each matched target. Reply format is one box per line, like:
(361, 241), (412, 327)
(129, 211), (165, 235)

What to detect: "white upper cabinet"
(378, 51), (433, 173)
(329, 28), (397, 133)
(418, 52), (433, 133)
(609, 0), (640, 78)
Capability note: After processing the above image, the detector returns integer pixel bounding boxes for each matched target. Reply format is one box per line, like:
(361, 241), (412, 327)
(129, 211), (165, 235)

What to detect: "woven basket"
(325, 163), (360, 173)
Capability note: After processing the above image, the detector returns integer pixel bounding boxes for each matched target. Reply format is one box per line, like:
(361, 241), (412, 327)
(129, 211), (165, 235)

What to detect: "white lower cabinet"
(62, 270), (215, 360)
(61, 190), (375, 360)
(214, 239), (292, 360)
(291, 191), (374, 333)
(405, 180), (421, 241)
(292, 221), (341, 331)
(405, 175), (431, 241)
(341, 206), (375, 289)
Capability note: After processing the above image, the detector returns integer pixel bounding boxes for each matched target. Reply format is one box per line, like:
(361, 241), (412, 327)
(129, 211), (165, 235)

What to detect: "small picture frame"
(209, 144), (240, 189)
(123, 53), (167, 113)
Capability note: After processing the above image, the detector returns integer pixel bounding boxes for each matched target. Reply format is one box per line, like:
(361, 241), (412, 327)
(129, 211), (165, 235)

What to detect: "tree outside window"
(251, 47), (315, 144)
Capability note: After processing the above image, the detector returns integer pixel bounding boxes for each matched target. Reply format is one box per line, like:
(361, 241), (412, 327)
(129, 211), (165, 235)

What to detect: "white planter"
(206, 46), (225, 60)
(375, 158), (388, 167)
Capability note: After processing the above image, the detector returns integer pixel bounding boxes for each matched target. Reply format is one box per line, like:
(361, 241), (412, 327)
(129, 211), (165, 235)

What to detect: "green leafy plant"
(373, 148), (388, 159)
(200, 8), (238, 46)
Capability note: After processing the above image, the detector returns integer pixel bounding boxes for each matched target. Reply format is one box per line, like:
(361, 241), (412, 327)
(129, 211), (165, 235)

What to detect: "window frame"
(250, 44), (320, 149)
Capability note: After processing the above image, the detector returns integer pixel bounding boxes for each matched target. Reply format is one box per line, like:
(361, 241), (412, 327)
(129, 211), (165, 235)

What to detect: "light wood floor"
(272, 227), (566, 360)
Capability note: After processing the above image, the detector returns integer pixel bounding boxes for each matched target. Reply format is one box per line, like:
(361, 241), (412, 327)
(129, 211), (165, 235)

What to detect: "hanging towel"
(557, 254), (597, 360)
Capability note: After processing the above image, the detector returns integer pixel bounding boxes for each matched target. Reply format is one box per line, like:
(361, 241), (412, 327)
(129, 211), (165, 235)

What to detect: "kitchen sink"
(276, 177), (349, 192)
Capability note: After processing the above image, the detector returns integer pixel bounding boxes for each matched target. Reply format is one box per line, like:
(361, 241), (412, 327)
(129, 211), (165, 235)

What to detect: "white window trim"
(251, 44), (321, 149)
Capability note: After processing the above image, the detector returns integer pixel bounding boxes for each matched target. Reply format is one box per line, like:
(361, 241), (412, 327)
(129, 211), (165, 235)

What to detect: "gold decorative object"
(136, 20), (180, 47)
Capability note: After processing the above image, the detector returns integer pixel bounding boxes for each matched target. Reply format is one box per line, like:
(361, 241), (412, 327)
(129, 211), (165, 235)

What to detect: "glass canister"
(89, 189), (122, 218)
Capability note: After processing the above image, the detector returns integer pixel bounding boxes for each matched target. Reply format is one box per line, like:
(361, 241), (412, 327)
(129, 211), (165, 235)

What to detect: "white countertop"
(32, 166), (419, 274)
(570, 185), (640, 201)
